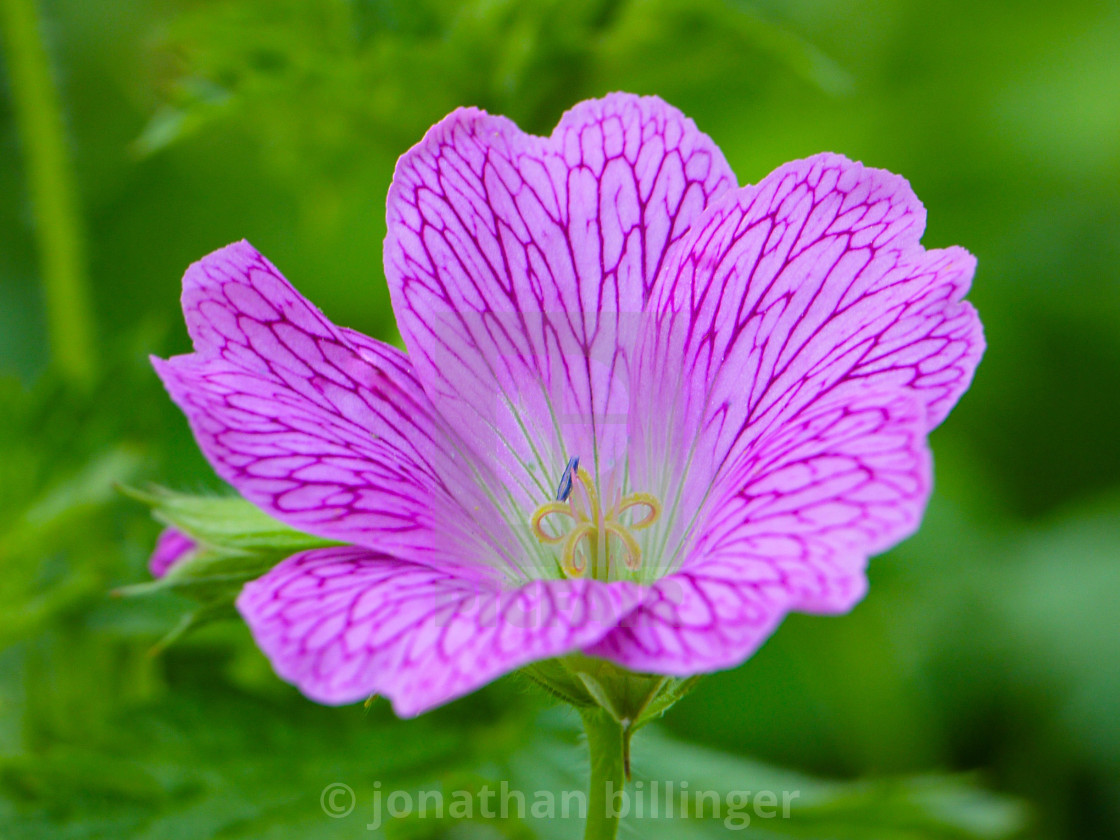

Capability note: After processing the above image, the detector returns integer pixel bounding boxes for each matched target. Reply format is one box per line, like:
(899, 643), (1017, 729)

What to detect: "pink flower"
(153, 94), (982, 717)
(149, 527), (196, 578)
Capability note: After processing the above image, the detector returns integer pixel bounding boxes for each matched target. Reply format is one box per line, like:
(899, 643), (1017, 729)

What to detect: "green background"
(2, 1), (1118, 837)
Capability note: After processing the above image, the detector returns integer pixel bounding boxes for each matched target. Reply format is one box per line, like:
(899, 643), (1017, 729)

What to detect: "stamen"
(531, 502), (575, 544)
(529, 459), (662, 581)
(604, 520), (643, 571)
(611, 493), (661, 530)
(573, 467), (600, 519)
(561, 522), (595, 577)
(556, 456), (579, 501)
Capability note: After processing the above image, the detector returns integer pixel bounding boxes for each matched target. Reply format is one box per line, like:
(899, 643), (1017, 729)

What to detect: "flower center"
(529, 456), (661, 581)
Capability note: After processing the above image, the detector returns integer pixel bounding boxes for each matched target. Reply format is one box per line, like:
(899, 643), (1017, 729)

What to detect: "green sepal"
(557, 654), (700, 732)
(148, 600), (240, 655)
(631, 675), (702, 730)
(120, 484), (340, 556)
(520, 658), (600, 709)
(118, 485), (339, 640)
(522, 654), (703, 783)
(524, 654), (701, 727)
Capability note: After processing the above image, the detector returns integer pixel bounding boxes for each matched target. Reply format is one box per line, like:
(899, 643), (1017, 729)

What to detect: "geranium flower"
(153, 93), (982, 717)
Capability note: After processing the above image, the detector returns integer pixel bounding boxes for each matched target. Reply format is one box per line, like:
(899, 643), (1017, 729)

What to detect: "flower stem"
(0, 0), (96, 385)
(580, 707), (627, 840)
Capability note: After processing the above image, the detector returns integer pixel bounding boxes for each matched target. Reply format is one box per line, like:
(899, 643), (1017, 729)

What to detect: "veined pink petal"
(236, 546), (646, 716)
(154, 241), (517, 573)
(585, 562), (794, 675)
(589, 389), (929, 672)
(149, 527), (196, 578)
(384, 93), (736, 515)
(695, 389), (931, 607)
(630, 153), (981, 565)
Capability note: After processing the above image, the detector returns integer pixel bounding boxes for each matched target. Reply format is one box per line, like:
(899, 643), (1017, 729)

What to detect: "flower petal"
(694, 389), (931, 608)
(149, 527), (196, 578)
(631, 154), (981, 556)
(384, 93), (736, 515)
(588, 389), (928, 673)
(584, 563), (793, 676)
(154, 241), (515, 572)
(236, 546), (646, 716)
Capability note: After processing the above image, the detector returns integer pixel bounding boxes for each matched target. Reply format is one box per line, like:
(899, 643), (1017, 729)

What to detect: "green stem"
(1, 0), (96, 385)
(580, 708), (627, 840)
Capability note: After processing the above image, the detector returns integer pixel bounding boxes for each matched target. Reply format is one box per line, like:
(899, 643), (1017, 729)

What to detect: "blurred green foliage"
(2, 0), (1118, 837)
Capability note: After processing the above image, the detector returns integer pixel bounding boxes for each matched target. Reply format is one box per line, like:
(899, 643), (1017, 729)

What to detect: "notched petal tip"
(636, 148), (983, 530)
(770, 152), (932, 253)
(382, 91), (739, 520)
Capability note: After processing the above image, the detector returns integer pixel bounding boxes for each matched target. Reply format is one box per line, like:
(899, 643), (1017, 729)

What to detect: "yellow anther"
(531, 502), (576, 543)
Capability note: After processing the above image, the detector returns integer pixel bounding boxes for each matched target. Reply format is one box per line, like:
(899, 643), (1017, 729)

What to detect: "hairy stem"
(1, 0), (96, 384)
(581, 707), (627, 840)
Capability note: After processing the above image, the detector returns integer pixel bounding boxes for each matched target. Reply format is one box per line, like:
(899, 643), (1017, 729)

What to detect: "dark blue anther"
(556, 456), (579, 502)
